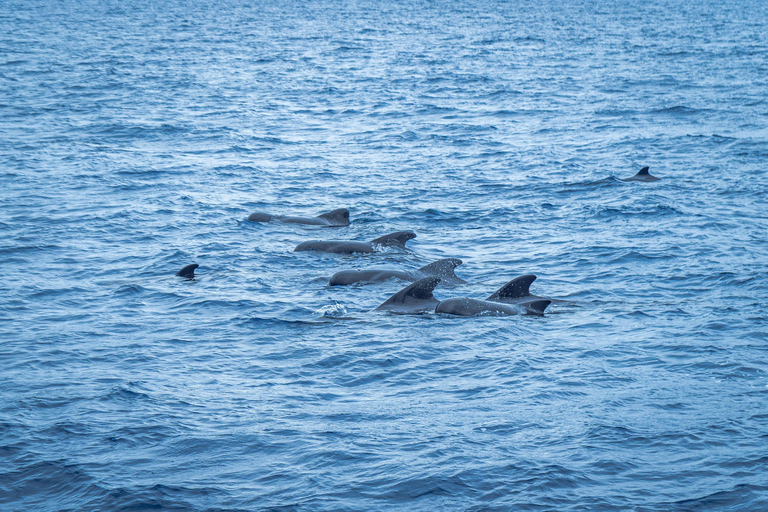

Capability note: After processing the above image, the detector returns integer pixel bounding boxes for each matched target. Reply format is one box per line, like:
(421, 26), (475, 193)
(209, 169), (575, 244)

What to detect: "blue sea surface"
(2, 0), (768, 510)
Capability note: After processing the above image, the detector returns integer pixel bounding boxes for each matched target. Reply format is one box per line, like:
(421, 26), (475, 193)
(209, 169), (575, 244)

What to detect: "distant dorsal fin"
(487, 275), (537, 301)
(377, 276), (440, 309)
(370, 231), (416, 247)
(317, 208), (350, 225)
(636, 166), (650, 176)
(523, 299), (551, 316)
(176, 263), (199, 279)
(417, 258), (463, 277)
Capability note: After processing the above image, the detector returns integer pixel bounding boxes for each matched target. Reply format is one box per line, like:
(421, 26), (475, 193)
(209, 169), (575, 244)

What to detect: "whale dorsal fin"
(418, 258), (463, 278)
(636, 166), (650, 176)
(176, 263), (199, 279)
(487, 275), (537, 301)
(317, 208), (350, 225)
(523, 299), (551, 316)
(370, 231), (416, 247)
(377, 276), (440, 310)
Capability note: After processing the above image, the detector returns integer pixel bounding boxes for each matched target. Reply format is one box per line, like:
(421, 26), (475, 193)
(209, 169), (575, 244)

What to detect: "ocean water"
(2, 0), (768, 510)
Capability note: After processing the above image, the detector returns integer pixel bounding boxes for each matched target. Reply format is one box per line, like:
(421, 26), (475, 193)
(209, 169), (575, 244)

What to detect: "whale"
(375, 276), (441, 314)
(248, 208), (350, 226)
(176, 264), (198, 279)
(295, 231), (415, 254)
(623, 166), (660, 182)
(377, 276), (551, 316)
(485, 274), (566, 305)
(434, 297), (551, 317)
(329, 258), (465, 286)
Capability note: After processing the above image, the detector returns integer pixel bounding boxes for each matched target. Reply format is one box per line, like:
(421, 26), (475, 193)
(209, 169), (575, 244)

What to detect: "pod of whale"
(295, 231), (416, 254)
(623, 166), (660, 182)
(329, 258), (465, 286)
(248, 208), (350, 226)
(376, 276), (551, 316)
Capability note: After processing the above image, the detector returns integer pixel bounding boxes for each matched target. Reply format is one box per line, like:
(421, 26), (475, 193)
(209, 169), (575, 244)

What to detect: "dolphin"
(295, 231), (415, 254)
(623, 166), (660, 182)
(176, 264), (198, 279)
(377, 277), (551, 316)
(248, 208), (350, 226)
(329, 258), (465, 286)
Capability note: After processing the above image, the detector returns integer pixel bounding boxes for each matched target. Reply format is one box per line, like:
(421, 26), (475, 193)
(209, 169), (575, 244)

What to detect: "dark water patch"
(666, 483), (768, 512)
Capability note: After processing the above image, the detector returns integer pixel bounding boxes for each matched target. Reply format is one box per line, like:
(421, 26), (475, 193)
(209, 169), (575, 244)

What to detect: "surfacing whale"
(623, 166), (660, 182)
(176, 264), (199, 279)
(329, 258), (465, 286)
(376, 276), (551, 317)
(248, 208), (350, 226)
(485, 274), (566, 305)
(295, 231), (415, 255)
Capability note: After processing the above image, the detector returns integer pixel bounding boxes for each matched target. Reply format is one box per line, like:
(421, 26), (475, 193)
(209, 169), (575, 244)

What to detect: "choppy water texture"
(2, 0), (768, 510)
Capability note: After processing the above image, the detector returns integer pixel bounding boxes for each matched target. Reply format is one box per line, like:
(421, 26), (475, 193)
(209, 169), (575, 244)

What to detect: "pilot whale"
(485, 274), (566, 305)
(329, 258), (465, 286)
(248, 208), (350, 226)
(623, 166), (660, 182)
(295, 231), (415, 254)
(176, 264), (199, 279)
(377, 276), (551, 316)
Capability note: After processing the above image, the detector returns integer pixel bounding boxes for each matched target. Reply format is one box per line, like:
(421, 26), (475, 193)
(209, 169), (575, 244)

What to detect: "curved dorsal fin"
(636, 166), (650, 176)
(487, 275), (537, 301)
(370, 231), (416, 247)
(317, 208), (350, 225)
(417, 258), (463, 277)
(377, 276), (440, 309)
(176, 263), (199, 279)
(523, 299), (551, 316)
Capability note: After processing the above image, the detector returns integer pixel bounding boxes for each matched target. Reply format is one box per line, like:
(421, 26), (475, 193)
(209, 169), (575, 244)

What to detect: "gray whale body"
(623, 166), (660, 182)
(435, 297), (550, 317)
(377, 276), (551, 316)
(329, 258), (465, 286)
(295, 231), (415, 254)
(248, 208), (350, 226)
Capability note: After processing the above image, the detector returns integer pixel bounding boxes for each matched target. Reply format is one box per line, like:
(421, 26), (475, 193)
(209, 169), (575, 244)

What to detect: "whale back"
(376, 276), (440, 313)
(370, 231), (416, 247)
(487, 275), (537, 302)
(624, 166), (660, 182)
(329, 269), (411, 286)
(317, 208), (350, 226)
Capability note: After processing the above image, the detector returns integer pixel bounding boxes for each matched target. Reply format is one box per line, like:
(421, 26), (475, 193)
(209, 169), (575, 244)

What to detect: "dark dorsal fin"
(523, 299), (551, 316)
(487, 275), (537, 301)
(377, 276), (440, 309)
(370, 231), (416, 247)
(636, 166), (650, 176)
(317, 208), (350, 225)
(418, 258), (463, 277)
(176, 264), (199, 279)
